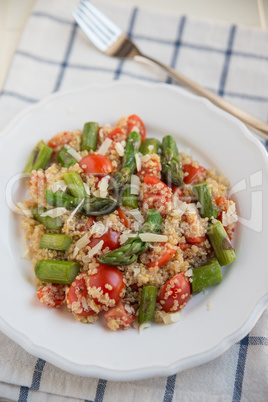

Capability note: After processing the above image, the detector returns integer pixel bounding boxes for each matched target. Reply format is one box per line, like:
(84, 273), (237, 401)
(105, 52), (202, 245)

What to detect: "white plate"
(0, 82), (267, 381)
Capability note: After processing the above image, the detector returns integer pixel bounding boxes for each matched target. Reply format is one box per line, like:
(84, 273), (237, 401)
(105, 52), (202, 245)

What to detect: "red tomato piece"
(127, 114), (146, 141)
(79, 154), (114, 175)
(147, 247), (176, 268)
(185, 235), (207, 244)
(47, 131), (74, 149)
(179, 243), (192, 251)
(138, 157), (161, 182)
(142, 175), (172, 216)
(108, 128), (125, 140)
(157, 273), (191, 313)
(88, 264), (125, 306)
(117, 207), (131, 228)
(183, 164), (206, 184)
(37, 283), (66, 308)
(78, 216), (94, 232)
(89, 229), (121, 251)
(67, 273), (95, 317)
(104, 302), (135, 329)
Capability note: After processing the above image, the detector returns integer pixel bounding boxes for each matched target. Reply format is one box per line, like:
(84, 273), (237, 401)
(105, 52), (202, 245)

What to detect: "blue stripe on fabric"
(32, 11), (73, 25)
(17, 50), (59, 66)
(166, 16), (186, 84)
(114, 7), (138, 80)
(53, 22), (78, 92)
(248, 336), (268, 345)
(94, 379), (107, 402)
(218, 25), (236, 96)
(232, 334), (249, 402)
(18, 386), (29, 402)
(0, 90), (38, 103)
(163, 374), (177, 402)
(31, 358), (46, 390)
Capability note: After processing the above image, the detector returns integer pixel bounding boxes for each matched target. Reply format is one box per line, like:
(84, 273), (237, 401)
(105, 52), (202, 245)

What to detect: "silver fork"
(73, 0), (268, 139)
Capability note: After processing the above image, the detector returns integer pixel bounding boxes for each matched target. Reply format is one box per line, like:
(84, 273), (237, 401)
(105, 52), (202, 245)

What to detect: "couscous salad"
(18, 114), (237, 331)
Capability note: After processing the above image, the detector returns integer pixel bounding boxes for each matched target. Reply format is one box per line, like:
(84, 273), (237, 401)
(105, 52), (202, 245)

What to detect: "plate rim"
(0, 81), (267, 380)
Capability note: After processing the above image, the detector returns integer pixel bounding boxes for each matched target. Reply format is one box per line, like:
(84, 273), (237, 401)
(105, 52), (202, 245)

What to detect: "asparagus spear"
(207, 220), (236, 266)
(98, 209), (162, 266)
(57, 146), (77, 168)
(161, 135), (184, 186)
(191, 259), (222, 293)
(40, 234), (72, 250)
(46, 189), (77, 209)
(24, 141), (53, 175)
(109, 131), (141, 191)
(32, 207), (62, 230)
(193, 182), (218, 219)
(62, 172), (87, 199)
(138, 286), (158, 324)
(82, 197), (119, 216)
(122, 185), (138, 208)
(35, 260), (80, 285)
(139, 138), (161, 155)
(81, 122), (98, 152)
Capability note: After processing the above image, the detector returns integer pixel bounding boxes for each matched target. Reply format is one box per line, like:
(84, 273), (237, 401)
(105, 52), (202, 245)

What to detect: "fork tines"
(73, 0), (122, 51)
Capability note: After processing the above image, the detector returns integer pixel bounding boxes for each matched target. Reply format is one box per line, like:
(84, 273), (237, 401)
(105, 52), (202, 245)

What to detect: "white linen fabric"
(0, 0), (267, 401)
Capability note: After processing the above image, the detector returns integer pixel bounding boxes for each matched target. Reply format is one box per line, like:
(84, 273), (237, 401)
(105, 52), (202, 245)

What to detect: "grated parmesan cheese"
(67, 198), (85, 222)
(52, 180), (67, 193)
(130, 174), (141, 195)
(65, 145), (82, 162)
(119, 231), (137, 245)
(139, 233), (168, 242)
(97, 138), (112, 155)
(207, 300), (214, 311)
(17, 202), (33, 218)
(163, 311), (182, 324)
(40, 207), (67, 218)
(135, 153), (141, 172)
(222, 203), (238, 226)
(98, 176), (110, 198)
(90, 221), (108, 236)
(115, 142), (125, 157)
(139, 322), (150, 334)
(73, 234), (90, 256)
(83, 182), (90, 196)
(128, 209), (144, 224)
(82, 240), (104, 263)
(148, 145), (154, 152)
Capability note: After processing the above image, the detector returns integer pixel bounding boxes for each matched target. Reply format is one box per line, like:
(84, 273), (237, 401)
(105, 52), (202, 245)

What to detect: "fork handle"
(134, 54), (268, 140)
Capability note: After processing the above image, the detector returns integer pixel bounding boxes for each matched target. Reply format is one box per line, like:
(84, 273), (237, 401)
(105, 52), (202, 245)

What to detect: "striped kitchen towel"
(0, 0), (267, 401)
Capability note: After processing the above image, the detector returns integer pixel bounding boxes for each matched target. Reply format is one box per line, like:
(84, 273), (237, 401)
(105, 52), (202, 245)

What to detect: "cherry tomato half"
(142, 175), (172, 216)
(79, 154), (114, 175)
(147, 247), (176, 268)
(183, 164), (206, 184)
(157, 273), (191, 313)
(104, 302), (135, 329)
(127, 114), (146, 141)
(89, 264), (125, 305)
(37, 283), (66, 308)
(67, 273), (95, 317)
(89, 229), (121, 251)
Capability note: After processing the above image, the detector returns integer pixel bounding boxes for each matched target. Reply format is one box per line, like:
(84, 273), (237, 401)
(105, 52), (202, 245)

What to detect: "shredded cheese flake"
(98, 176), (110, 198)
(148, 145), (154, 152)
(115, 142), (125, 157)
(97, 138), (112, 155)
(139, 233), (168, 242)
(90, 221), (108, 236)
(222, 203), (238, 226)
(82, 240), (104, 262)
(65, 145), (82, 162)
(66, 198), (85, 224)
(52, 180), (67, 193)
(74, 234), (90, 251)
(130, 174), (141, 195)
(40, 207), (67, 218)
(17, 202), (33, 218)
(128, 209), (144, 224)
(163, 311), (182, 324)
(139, 322), (150, 333)
(135, 153), (141, 172)
(83, 182), (90, 196)
(119, 231), (137, 245)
